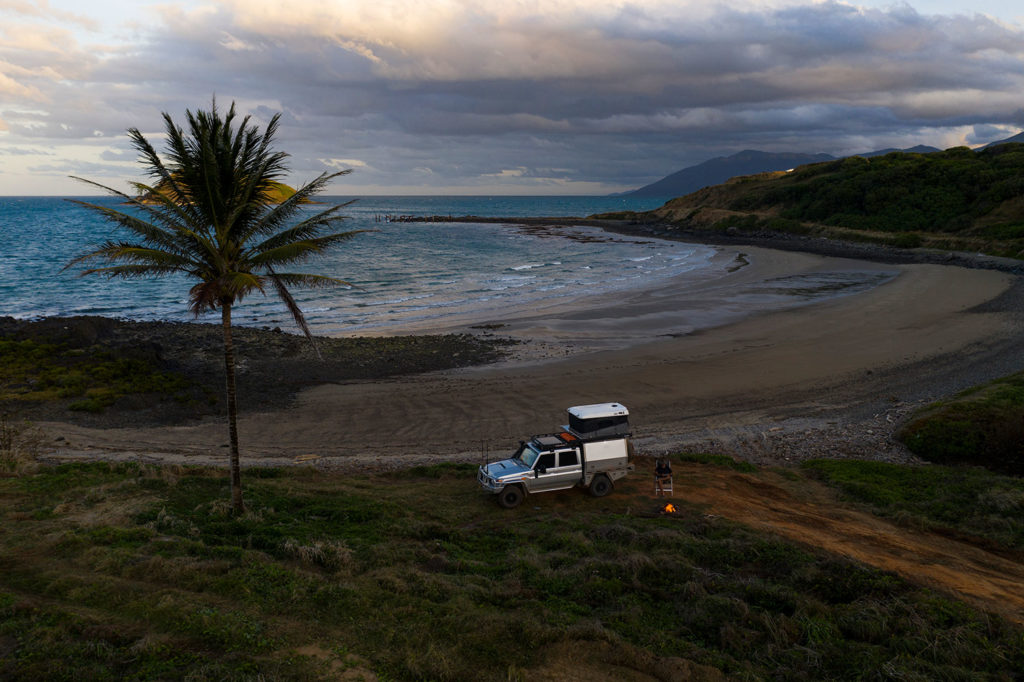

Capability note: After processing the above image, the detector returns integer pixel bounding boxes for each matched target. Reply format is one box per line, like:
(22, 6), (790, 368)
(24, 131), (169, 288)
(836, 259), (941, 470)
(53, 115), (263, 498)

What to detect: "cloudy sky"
(2, 0), (1023, 195)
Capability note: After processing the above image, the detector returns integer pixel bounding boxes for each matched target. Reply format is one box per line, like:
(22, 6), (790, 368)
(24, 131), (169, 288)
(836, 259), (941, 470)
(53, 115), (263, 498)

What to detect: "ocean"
(1, 194), (719, 335)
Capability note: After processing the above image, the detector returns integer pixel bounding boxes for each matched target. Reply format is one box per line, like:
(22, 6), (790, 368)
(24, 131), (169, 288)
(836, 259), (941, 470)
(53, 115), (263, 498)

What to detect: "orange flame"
(662, 503), (677, 513)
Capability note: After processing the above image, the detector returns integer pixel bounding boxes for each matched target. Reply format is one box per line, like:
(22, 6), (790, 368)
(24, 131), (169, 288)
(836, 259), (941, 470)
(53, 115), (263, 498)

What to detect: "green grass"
(897, 370), (1024, 476)
(1, 462), (1021, 680)
(803, 459), (1024, 552)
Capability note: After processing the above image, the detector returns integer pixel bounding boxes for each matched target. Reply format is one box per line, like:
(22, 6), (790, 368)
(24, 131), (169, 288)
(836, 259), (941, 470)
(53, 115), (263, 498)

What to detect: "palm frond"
(250, 230), (369, 266)
(76, 264), (188, 279)
(267, 265), (320, 359)
(129, 123), (203, 227)
(187, 271), (265, 315)
(225, 271), (265, 301)
(188, 280), (223, 316)
(68, 242), (194, 270)
(244, 172), (354, 241)
(250, 201), (350, 246)
(268, 272), (354, 288)
(68, 177), (197, 240)
(66, 198), (195, 259)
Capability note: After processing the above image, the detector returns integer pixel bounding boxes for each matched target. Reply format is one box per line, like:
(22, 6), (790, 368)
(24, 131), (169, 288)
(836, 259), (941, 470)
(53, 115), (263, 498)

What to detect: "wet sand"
(38, 243), (1024, 469)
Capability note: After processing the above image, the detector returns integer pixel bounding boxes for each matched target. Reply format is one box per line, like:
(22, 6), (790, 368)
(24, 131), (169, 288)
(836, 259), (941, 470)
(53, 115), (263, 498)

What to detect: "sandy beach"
(38, 241), (1024, 470)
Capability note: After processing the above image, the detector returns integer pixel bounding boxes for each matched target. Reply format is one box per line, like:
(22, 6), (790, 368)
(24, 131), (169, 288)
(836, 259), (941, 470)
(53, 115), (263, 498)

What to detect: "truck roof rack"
(530, 429), (631, 450)
(531, 433), (578, 449)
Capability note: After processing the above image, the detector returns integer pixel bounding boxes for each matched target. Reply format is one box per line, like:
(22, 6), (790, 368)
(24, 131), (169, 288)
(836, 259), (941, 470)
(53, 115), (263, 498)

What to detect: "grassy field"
(803, 459), (1024, 553)
(1, 456), (1022, 681)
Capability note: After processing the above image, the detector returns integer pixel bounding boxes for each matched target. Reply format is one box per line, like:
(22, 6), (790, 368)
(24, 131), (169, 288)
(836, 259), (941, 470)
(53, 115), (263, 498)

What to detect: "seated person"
(655, 457), (672, 495)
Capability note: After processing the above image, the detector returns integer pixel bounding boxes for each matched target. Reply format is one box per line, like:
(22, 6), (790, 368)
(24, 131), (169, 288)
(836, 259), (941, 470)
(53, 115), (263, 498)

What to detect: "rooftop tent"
(565, 403), (630, 440)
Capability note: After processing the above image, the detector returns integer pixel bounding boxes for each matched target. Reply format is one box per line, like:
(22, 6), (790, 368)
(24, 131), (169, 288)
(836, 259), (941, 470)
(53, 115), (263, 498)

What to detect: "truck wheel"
(497, 485), (525, 509)
(589, 474), (612, 497)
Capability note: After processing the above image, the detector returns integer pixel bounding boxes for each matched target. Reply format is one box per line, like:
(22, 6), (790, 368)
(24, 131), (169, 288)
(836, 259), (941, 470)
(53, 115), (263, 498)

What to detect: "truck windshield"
(516, 444), (541, 468)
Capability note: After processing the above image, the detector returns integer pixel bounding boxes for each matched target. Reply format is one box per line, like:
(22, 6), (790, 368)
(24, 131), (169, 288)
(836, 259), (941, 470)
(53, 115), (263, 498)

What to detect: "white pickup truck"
(477, 403), (635, 508)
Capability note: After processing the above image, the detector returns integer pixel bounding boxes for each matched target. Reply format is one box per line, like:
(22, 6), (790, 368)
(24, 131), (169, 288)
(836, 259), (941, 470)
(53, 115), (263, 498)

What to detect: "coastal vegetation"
(1, 459), (1021, 680)
(66, 100), (364, 513)
(0, 316), (511, 424)
(607, 143), (1024, 258)
(0, 337), (193, 413)
(896, 371), (1024, 476)
(804, 459), (1024, 552)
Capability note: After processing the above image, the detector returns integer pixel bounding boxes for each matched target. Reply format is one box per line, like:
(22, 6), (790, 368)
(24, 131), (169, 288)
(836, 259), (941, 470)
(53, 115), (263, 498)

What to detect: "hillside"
(625, 145), (945, 198)
(626, 150), (835, 198)
(620, 144), (1024, 257)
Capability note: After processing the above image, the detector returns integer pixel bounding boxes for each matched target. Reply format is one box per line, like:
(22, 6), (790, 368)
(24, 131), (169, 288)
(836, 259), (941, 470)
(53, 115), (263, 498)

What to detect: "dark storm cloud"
(2, 0), (1023, 193)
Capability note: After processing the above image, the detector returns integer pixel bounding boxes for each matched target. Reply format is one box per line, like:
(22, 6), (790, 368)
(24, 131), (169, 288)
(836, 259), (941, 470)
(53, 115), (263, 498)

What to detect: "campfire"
(660, 503), (677, 514)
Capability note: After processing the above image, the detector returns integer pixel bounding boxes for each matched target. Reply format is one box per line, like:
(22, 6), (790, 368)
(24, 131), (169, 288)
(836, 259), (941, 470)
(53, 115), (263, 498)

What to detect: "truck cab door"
(532, 449), (583, 492)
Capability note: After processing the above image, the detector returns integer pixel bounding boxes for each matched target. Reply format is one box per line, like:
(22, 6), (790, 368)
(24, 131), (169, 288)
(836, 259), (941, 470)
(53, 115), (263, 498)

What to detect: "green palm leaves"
(68, 102), (362, 323)
(67, 100), (365, 512)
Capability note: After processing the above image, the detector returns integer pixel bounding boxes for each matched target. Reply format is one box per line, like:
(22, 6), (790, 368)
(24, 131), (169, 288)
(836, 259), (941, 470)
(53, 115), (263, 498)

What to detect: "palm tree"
(67, 100), (363, 514)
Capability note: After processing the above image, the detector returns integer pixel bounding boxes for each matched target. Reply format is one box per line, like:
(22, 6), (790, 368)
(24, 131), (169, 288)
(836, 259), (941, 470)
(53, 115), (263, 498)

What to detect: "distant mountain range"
(624, 133), (1024, 198)
(983, 131), (1024, 148)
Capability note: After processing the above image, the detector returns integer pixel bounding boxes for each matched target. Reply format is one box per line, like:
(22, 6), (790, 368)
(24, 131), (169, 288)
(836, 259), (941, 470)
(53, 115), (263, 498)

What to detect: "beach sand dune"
(42, 246), (1022, 469)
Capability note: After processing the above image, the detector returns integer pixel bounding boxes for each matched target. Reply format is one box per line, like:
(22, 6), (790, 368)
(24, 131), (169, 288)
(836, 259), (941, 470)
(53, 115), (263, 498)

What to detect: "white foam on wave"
(510, 263), (544, 271)
(360, 292), (437, 307)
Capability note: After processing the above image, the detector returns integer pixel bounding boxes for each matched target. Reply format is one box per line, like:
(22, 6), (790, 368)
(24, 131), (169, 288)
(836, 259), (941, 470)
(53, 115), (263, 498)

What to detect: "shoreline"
(6, 216), (1023, 470)
(470, 245), (899, 367)
(425, 214), (1024, 274)
(368, 223), (906, 364)
(30, 247), (1024, 472)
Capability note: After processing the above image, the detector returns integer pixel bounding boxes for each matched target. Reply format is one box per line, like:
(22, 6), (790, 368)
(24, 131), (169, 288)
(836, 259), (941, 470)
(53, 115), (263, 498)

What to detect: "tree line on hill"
(625, 130), (1024, 199)
(619, 143), (1024, 258)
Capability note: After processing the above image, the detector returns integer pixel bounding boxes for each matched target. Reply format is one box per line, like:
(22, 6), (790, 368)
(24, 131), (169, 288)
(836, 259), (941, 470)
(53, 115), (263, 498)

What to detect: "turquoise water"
(0, 195), (719, 334)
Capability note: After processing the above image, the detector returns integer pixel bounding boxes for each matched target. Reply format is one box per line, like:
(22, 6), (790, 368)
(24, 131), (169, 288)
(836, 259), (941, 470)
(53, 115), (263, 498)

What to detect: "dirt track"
(668, 463), (1024, 625)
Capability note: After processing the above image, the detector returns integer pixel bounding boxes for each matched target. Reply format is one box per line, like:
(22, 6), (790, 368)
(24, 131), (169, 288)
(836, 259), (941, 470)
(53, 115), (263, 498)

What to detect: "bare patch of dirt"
(666, 463), (1024, 625)
(292, 645), (377, 681)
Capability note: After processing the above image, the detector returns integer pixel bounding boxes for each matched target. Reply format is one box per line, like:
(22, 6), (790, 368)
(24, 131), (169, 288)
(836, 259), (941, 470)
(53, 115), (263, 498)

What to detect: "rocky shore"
(0, 315), (514, 428)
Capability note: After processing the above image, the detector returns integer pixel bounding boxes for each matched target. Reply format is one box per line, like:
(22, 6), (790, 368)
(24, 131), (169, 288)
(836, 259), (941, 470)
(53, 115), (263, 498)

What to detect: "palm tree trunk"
(221, 302), (244, 514)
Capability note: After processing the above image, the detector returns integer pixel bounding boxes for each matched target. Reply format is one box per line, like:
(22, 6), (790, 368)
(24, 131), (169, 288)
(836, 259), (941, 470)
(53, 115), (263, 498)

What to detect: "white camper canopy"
(567, 403), (629, 420)
(565, 403), (630, 440)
